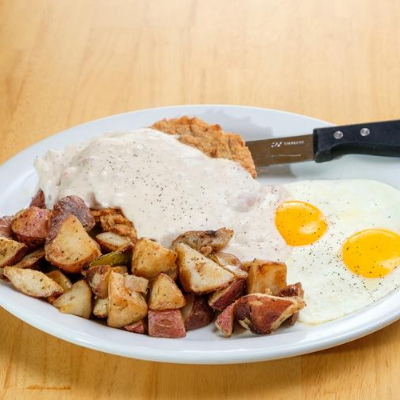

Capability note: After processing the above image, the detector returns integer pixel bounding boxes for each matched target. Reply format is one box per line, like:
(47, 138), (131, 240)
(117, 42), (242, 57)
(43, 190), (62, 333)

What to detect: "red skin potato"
(125, 320), (147, 334)
(208, 279), (245, 311)
(11, 207), (51, 247)
(0, 216), (13, 239)
(47, 196), (95, 242)
(215, 303), (235, 337)
(234, 294), (296, 334)
(278, 282), (304, 325)
(184, 295), (215, 331)
(148, 310), (186, 338)
(29, 189), (46, 209)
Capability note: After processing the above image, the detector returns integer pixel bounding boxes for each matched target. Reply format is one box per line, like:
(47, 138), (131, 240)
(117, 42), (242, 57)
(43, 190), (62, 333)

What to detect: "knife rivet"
(333, 131), (344, 139)
(360, 128), (370, 137)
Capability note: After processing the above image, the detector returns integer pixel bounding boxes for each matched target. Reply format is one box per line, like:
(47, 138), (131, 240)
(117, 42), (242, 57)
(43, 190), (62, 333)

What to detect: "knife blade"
(246, 119), (400, 168)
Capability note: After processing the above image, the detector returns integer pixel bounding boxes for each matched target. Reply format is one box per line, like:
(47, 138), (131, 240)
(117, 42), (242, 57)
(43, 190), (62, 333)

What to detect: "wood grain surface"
(1, 0), (400, 399)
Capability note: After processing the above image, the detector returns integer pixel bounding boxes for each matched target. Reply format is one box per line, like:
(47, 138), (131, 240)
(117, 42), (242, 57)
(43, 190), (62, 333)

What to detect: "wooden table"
(1, 0), (400, 398)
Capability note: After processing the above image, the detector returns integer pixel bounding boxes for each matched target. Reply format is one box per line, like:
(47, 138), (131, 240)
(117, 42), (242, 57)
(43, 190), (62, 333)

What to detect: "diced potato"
(0, 216), (13, 239)
(99, 210), (137, 242)
(278, 282), (305, 325)
(176, 243), (235, 294)
(148, 273), (186, 310)
(124, 275), (149, 294)
(47, 195), (95, 241)
(45, 215), (101, 274)
(246, 260), (287, 295)
(46, 269), (73, 304)
(11, 207), (51, 247)
(89, 251), (130, 268)
(29, 189), (46, 209)
(0, 237), (28, 268)
(215, 303), (235, 337)
(95, 232), (132, 253)
(132, 238), (177, 280)
(3, 267), (63, 298)
(234, 293), (305, 334)
(148, 309), (186, 338)
(85, 265), (112, 299)
(93, 297), (109, 318)
(171, 228), (234, 255)
(208, 279), (245, 311)
(124, 320), (146, 334)
(181, 294), (214, 331)
(13, 248), (45, 269)
(210, 252), (248, 279)
(53, 280), (92, 319)
(107, 271), (148, 328)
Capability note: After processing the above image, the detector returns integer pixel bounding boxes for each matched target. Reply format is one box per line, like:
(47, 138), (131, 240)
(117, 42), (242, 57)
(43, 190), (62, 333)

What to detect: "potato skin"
(0, 237), (28, 268)
(11, 207), (51, 247)
(182, 295), (215, 331)
(215, 303), (235, 337)
(47, 196), (95, 242)
(148, 309), (186, 338)
(85, 265), (112, 299)
(124, 320), (147, 334)
(0, 216), (13, 239)
(234, 294), (304, 334)
(208, 279), (245, 311)
(171, 228), (234, 255)
(29, 189), (46, 209)
(278, 282), (304, 325)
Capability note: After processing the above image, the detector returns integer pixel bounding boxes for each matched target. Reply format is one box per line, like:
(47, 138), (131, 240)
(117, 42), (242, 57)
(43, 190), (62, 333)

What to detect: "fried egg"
(279, 179), (400, 325)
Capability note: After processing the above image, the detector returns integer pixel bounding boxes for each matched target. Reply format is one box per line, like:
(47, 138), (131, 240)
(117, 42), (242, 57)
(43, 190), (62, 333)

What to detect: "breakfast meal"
(1, 115), (400, 339)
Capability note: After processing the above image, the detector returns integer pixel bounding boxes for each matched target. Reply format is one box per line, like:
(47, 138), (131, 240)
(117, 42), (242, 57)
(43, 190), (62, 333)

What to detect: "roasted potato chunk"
(208, 279), (245, 311)
(210, 252), (248, 279)
(278, 282), (304, 325)
(53, 280), (92, 319)
(107, 271), (148, 328)
(29, 189), (46, 209)
(181, 294), (214, 331)
(47, 195), (95, 242)
(132, 238), (177, 280)
(0, 237), (28, 267)
(124, 275), (149, 294)
(12, 248), (45, 269)
(45, 215), (101, 274)
(46, 269), (73, 304)
(99, 210), (137, 242)
(4, 267), (63, 298)
(93, 297), (109, 318)
(176, 243), (234, 294)
(0, 216), (13, 239)
(95, 232), (132, 253)
(149, 273), (186, 311)
(85, 265), (112, 299)
(124, 320), (147, 334)
(148, 309), (186, 338)
(171, 228), (234, 256)
(11, 207), (51, 247)
(215, 302), (235, 337)
(246, 260), (287, 295)
(234, 293), (305, 334)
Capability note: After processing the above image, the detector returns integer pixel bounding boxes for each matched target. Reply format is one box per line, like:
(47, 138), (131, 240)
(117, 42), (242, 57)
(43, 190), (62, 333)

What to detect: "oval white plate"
(1, 105), (399, 364)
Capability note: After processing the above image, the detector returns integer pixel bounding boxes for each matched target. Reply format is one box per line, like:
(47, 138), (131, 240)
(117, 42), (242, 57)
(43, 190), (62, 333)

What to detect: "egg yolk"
(343, 229), (400, 278)
(275, 201), (328, 246)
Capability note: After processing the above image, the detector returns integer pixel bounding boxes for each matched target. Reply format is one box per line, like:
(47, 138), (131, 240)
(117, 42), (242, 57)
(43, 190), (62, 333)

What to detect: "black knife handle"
(313, 119), (400, 163)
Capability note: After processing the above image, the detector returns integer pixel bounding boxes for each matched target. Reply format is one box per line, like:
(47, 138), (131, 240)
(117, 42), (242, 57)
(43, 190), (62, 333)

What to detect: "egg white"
(283, 179), (400, 325)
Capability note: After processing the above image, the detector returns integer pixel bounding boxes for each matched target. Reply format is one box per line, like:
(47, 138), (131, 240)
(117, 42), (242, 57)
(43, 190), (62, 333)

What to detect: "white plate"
(1, 105), (399, 365)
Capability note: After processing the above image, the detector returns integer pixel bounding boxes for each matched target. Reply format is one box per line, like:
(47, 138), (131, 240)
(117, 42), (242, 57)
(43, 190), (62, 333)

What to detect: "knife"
(246, 119), (400, 167)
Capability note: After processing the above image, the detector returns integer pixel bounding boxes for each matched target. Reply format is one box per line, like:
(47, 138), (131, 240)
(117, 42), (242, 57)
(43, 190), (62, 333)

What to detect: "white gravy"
(35, 129), (290, 261)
